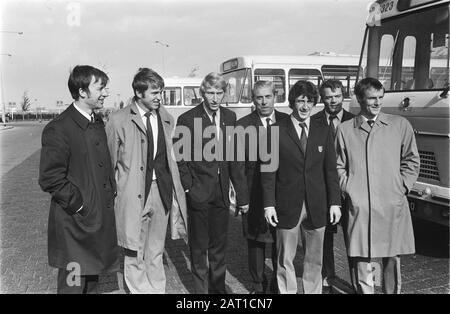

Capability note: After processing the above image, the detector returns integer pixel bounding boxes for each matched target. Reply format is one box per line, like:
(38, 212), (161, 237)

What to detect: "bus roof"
(164, 77), (202, 86)
(221, 55), (361, 72)
(368, 0), (449, 23)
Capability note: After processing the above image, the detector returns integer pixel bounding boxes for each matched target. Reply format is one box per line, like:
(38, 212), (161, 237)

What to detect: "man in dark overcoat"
(39, 65), (120, 294)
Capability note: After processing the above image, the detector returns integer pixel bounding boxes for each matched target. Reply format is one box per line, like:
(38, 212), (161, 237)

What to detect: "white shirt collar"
(258, 111), (276, 127)
(203, 103), (220, 123)
(135, 101), (157, 119)
(73, 103), (92, 121)
(291, 115), (310, 129)
(361, 114), (378, 122)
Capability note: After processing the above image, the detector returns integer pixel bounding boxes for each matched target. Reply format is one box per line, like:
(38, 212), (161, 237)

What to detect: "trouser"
(188, 181), (228, 294)
(57, 269), (99, 294)
(247, 239), (277, 293)
(322, 224), (356, 290)
(276, 203), (325, 294)
(351, 256), (401, 294)
(124, 181), (169, 294)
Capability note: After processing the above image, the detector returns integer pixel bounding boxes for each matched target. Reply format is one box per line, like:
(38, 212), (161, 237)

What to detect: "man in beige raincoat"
(106, 68), (187, 293)
(335, 77), (420, 294)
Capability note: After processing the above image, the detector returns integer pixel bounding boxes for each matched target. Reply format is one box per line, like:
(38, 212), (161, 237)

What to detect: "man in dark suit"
(39, 65), (120, 293)
(262, 80), (341, 294)
(174, 72), (249, 294)
(235, 81), (288, 294)
(312, 79), (355, 292)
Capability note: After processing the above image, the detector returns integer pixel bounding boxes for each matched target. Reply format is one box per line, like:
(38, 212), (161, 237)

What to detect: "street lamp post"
(155, 40), (169, 77)
(1, 30), (23, 126)
(0, 31), (23, 35)
(1, 53), (12, 126)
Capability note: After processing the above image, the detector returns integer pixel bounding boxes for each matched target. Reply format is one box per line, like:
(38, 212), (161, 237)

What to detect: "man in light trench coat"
(335, 77), (420, 294)
(106, 68), (187, 293)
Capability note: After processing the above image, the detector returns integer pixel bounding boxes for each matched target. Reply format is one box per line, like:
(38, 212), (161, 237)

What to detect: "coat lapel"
(249, 111), (264, 131)
(286, 118), (303, 154)
(158, 106), (175, 159)
(129, 101), (147, 135)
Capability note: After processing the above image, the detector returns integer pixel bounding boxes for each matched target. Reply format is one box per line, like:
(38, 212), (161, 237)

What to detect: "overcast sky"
(1, 0), (370, 110)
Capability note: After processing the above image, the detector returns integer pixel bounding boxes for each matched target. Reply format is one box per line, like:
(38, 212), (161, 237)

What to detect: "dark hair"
(252, 80), (275, 97)
(288, 80), (319, 109)
(354, 77), (384, 100)
(132, 68), (164, 97)
(68, 65), (109, 100)
(319, 79), (345, 99)
(200, 72), (227, 97)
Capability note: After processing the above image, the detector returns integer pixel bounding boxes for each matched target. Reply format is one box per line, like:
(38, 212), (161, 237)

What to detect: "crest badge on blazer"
(318, 146), (323, 153)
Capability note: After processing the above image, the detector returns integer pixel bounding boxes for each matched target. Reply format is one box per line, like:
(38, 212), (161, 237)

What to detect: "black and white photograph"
(0, 0), (448, 297)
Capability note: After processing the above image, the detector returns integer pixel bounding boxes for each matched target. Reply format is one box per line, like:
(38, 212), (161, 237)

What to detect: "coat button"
(103, 183), (107, 188)
(141, 139), (145, 143)
(96, 142), (100, 146)
(140, 166), (144, 171)
(138, 194), (142, 199)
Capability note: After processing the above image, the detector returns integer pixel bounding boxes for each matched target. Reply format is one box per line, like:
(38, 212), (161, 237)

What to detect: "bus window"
(366, 4), (449, 92)
(401, 36), (417, 90)
(183, 86), (201, 106)
(429, 19), (449, 89)
(254, 68), (285, 103)
(379, 34), (395, 90)
(222, 69), (252, 104)
(321, 65), (361, 98)
(288, 68), (322, 89)
(163, 87), (182, 106)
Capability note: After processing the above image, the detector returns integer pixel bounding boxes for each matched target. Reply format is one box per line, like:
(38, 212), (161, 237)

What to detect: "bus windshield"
(362, 3), (449, 91)
(222, 69), (252, 104)
(183, 86), (201, 106)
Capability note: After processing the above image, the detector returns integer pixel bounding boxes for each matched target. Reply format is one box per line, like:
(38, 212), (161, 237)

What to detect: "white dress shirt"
(136, 103), (158, 180)
(325, 109), (344, 129)
(73, 103), (93, 121)
(259, 111), (276, 128)
(291, 115), (310, 139)
(203, 104), (220, 140)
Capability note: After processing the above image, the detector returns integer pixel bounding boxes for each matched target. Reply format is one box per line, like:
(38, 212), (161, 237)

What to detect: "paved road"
(0, 122), (448, 294)
(0, 122), (46, 178)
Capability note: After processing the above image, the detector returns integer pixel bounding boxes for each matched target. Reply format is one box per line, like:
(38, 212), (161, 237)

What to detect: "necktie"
(266, 117), (271, 128)
(212, 112), (217, 126)
(144, 111), (154, 201)
(90, 114), (95, 123)
(299, 122), (307, 154)
(367, 119), (375, 128)
(145, 111), (154, 160)
(329, 115), (337, 137)
(212, 112), (220, 140)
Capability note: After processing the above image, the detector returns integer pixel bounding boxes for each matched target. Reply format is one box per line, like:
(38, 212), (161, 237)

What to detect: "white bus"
(163, 77), (202, 121)
(219, 54), (363, 119)
(353, 0), (449, 225)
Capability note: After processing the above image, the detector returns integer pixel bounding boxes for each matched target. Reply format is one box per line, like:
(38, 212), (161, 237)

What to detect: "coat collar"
(354, 111), (389, 132)
(67, 104), (90, 130)
(196, 101), (228, 127)
(129, 99), (172, 135)
(250, 110), (264, 127)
